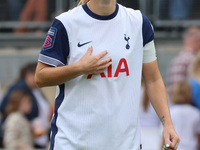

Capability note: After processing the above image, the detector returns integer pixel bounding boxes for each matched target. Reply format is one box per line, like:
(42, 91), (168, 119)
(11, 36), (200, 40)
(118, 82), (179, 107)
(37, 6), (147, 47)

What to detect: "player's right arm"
(35, 46), (111, 87)
(35, 19), (111, 87)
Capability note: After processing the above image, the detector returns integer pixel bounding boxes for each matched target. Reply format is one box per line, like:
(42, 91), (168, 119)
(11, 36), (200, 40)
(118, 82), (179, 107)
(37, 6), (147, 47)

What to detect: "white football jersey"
(38, 3), (156, 150)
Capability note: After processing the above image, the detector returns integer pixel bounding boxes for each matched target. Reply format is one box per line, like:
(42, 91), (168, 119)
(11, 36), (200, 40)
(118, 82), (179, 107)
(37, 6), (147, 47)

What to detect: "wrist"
(160, 116), (173, 128)
(74, 61), (85, 75)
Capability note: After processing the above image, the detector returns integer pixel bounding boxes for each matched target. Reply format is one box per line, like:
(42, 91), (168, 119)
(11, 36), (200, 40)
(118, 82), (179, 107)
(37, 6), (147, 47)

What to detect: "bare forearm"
(35, 62), (83, 87)
(143, 57), (179, 149)
(35, 47), (111, 87)
(145, 77), (172, 127)
(143, 60), (173, 127)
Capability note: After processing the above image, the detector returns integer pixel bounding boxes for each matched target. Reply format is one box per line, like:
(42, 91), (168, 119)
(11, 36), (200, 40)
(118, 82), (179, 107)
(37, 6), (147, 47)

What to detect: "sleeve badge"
(42, 27), (57, 51)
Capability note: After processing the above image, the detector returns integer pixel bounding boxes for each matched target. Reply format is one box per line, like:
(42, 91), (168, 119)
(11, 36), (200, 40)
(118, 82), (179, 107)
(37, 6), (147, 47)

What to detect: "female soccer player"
(35, 0), (180, 149)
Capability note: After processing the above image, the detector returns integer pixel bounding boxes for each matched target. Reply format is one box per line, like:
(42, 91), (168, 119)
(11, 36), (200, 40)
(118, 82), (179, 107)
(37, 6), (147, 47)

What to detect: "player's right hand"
(77, 46), (112, 75)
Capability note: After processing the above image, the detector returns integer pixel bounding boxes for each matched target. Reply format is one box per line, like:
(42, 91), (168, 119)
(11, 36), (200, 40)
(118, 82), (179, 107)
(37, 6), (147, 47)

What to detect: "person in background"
(15, 0), (47, 33)
(163, 81), (200, 150)
(0, 62), (51, 148)
(189, 52), (200, 110)
(169, 0), (194, 20)
(0, 62), (38, 147)
(0, 63), (39, 122)
(3, 90), (33, 150)
(167, 26), (200, 96)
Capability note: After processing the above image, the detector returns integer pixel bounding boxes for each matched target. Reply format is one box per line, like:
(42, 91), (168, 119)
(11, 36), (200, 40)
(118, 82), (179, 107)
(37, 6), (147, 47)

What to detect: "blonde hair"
(77, 0), (90, 6)
(171, 81), (191, 105)
(190, 52), (200, 81)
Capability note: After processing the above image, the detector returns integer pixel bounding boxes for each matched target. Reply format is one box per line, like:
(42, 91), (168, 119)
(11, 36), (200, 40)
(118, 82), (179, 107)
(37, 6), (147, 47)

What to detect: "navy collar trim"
(82, 3), (119, 20)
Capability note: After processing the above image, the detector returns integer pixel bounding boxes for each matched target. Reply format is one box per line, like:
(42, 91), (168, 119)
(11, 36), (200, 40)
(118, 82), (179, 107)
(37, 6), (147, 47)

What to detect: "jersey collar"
(82, 3), (119, 20)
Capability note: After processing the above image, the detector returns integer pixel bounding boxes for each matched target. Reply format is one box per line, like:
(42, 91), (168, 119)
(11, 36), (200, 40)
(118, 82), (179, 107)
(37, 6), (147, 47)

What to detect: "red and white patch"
(42, 27), (57, 51)
(43, 36), (52, 49)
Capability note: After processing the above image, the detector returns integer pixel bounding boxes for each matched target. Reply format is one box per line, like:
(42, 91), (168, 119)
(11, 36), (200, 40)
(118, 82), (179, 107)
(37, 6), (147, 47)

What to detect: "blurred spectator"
(0, 62), (38, 147)
(3, 90), (33, 150)
(169, 0), (194, 19)
(164, 81), (200, 150)
(15, 0), (47, 33)
(167, 26), (200, 96)
(7, 0), (26, 21)
(0, 62), (51, 148)
(0, 63), (39, 122)
(189, 52), (200, 110)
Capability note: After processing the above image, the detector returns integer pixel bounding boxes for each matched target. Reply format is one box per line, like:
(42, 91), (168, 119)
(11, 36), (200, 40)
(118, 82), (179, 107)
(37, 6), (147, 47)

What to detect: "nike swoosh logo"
(78, 41), (92, 47)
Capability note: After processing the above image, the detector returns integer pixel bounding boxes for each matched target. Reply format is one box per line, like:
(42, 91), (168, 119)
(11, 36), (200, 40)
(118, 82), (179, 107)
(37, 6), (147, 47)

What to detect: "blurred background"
(0, 0), (200, 150)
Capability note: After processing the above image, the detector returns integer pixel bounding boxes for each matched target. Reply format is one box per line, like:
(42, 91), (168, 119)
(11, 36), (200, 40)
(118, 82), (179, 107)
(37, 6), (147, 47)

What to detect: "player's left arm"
(141, 12), (180, 149)
(142, 60), (180, 150)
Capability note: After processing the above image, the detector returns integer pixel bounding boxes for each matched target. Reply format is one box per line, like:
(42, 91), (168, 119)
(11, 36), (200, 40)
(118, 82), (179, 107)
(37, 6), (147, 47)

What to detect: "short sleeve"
(142, 13), (154, 46)
(142, 13), (157, 63)
(38, 19), (70, 67)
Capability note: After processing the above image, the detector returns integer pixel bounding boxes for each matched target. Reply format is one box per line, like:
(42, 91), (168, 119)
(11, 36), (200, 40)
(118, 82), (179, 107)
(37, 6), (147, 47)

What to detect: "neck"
(87, 0), (116, 16)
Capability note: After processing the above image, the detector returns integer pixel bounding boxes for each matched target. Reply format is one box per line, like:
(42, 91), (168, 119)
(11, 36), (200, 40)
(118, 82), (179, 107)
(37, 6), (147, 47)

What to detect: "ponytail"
(77, 0), (90, 6)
